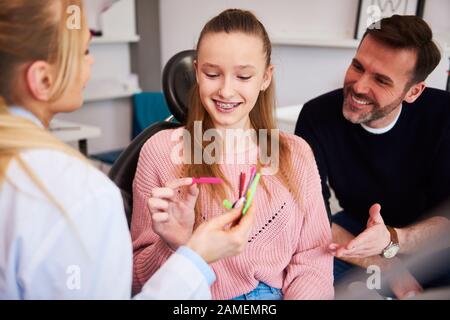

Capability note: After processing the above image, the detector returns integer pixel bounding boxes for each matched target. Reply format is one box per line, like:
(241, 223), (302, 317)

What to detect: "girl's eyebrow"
(202, 63), (219, 68)
(201, 63), (256, 70)
(235, 65), (255, 70)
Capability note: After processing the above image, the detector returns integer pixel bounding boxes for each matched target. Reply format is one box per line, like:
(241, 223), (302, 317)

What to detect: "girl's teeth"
(217, 102), (238, 109)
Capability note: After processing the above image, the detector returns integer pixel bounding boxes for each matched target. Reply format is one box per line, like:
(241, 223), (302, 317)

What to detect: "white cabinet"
(276, 105), (303, 134)
(84, 0), (142, 103)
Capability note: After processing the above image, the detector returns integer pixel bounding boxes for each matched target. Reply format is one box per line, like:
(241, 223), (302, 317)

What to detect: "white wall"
(159, 0), (358, 66)
(422, 0), (450, 93)
(160, 0), (450, 107)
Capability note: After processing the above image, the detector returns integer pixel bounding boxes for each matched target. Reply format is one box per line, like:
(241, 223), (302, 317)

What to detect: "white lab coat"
(0, 117), (212, 299)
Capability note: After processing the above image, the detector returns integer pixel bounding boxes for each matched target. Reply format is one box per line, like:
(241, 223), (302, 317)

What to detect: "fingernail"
(234, 197), (245, 209)
(223, 199), (233, 210)
(404, 291), (417, 299)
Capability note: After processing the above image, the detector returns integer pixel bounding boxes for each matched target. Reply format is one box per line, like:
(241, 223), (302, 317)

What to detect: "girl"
(132, 9), (334, 300)
(0, 0), (253, 299)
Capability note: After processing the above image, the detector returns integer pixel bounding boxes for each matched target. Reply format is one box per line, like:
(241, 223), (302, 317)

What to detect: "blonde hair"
(185, 9), (298, 226)
(0, 0), (87, 211)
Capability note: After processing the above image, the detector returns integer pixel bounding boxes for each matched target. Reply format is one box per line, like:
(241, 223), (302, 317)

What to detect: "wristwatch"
(381, 226), (400, 259)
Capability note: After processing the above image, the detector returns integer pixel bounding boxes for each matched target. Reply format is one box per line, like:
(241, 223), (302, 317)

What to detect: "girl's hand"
(147, 178), (199, 250)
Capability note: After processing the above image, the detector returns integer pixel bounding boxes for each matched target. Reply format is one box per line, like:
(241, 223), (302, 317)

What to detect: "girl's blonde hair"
(0, 0), (87, 211)
(185, 9), (299, 226)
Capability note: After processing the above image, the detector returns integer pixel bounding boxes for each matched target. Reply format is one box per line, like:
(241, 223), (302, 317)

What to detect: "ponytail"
(0, 96), (86, 209)
(0, 0), (87, 196)
(0, 0), (90, 256)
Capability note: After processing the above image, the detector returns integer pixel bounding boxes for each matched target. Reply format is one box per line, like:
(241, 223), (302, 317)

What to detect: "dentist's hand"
(187, 204), (255, 263)
(147, 178), (198, 250)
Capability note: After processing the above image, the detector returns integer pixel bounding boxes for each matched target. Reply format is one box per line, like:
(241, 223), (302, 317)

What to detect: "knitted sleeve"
(130, 132), (175, 295)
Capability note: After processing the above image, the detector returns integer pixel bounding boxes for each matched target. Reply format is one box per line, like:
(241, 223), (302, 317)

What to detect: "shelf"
(84, 88), (142, 102)
(91, 35), (140, 44)
(49, 119), (101, 143)
(83, 75), (141, 102)
(275, 105), (303, 134)
(276, 105), (303, 121)
(271, 36), (359, 49)
(272, 35), (450, 53)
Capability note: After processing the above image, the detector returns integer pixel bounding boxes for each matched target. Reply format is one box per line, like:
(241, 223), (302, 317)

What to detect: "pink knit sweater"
(131, 128), (334, 300)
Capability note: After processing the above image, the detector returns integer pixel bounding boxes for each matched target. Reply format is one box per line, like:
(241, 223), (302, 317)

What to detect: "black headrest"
(162, 50), (197, 124)
(108, 121), (183, 227)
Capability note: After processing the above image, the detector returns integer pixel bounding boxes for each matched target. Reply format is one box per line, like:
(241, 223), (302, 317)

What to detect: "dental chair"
(108, 49), (196, 227)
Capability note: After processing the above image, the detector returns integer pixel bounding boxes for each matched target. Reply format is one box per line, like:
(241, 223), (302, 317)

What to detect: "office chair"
(108, 49), (197, 227)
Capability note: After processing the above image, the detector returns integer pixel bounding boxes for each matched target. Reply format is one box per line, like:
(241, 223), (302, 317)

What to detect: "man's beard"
(342, 85), (405, 125)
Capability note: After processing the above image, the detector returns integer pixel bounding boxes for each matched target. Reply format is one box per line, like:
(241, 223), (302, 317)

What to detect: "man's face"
(343, 35), (417, 128)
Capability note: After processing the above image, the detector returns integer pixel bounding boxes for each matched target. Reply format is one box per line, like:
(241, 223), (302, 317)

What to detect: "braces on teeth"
(218, 102), (238, 109)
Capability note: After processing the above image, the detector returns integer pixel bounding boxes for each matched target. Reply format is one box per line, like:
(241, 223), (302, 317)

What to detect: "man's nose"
(352, 74), (371, 96)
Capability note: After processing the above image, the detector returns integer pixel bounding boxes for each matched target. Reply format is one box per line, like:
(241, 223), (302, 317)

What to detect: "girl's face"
(195, 32), (273, 130)
(50, 25), (93, 113)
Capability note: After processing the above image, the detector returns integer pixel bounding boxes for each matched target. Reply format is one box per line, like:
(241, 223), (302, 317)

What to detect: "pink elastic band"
(192, 177), (223, 184)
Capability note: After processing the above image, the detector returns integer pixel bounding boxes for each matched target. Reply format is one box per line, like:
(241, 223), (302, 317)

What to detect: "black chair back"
(109, 49), (197, 227)
(162, 49), (197, 123)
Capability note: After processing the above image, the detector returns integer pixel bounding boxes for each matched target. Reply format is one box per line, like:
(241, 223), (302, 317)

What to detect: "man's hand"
(382, 258), (423, 299)
(329, 203), (391, 258)
(186, 204), (255, 264)
(147, 178), (199, 251)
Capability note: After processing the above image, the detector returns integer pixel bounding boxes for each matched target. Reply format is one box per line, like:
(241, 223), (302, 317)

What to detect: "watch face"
(383, 245), (400, 259)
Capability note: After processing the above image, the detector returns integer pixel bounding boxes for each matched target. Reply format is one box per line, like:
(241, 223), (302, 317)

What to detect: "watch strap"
(386, 225), (399, 245)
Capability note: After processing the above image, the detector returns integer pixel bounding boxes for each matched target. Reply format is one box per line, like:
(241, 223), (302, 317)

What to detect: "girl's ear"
(261, 64), (274, 91)
(403, 81), (426, 104)
(26, 61), (54, 102)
